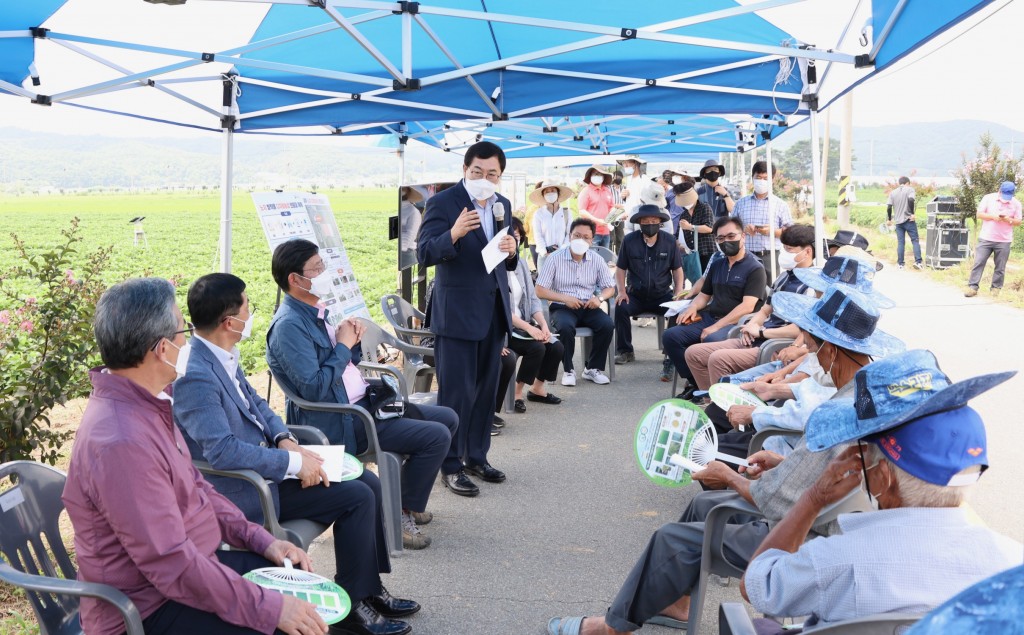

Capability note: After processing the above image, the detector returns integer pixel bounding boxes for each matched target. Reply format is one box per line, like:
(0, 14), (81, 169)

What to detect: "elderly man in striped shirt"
(535, 218), (616, 386)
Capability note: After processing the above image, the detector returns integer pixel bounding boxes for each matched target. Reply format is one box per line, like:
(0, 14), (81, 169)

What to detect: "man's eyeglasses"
(152, 321), (193, 351)
(302, 263), (326, 277)
(570, 234), (593, 241)
(467, 167), (502, 182)
(715, 232), (741, 243)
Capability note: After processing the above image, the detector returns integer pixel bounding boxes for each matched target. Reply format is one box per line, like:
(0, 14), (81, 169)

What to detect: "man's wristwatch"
(273, 431), (298, 447)
(759, 327), (765, 339)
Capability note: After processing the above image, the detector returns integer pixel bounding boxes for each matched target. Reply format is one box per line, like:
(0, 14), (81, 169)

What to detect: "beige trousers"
(683, 339), (759, 390)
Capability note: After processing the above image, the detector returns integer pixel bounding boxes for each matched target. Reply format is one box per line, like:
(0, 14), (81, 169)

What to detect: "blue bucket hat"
(793, 254), (894, 307)
(805, 349), (1016, 453)
(771, 285), (904, 358)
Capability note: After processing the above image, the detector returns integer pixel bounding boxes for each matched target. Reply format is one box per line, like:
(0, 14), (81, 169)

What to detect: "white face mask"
(544, 191), (559, 204)
(778, 249), (804, 271)
(753, 178), (770, 196)
(163, 340), (191, 378)
(804, 349), (836, 388)
(464, 177), (498, 201)
(590, 175), (605, 186)
(228, 310), (255, 340)
(569, 238), (590, 255)
(300, 271), (333, 299)
(624, 167), (634, 176)
(671, 175), (683, 185)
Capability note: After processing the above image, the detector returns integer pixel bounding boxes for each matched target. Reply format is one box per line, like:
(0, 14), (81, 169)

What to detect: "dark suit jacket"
(173, 337), (291, 524)
(416, 181), (517, 341)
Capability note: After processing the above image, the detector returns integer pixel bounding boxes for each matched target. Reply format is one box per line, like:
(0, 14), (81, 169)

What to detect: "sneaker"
(897, 264), (905, 270)
(402, 512), (431, 549)
(561, 370), (577, 386)
(991, 288), (1001, 297)
(659, 358), (674, 383)
(638, 317), (654, 328)
(964, 287), (978, 298)
(614, 351), (635, 365)
(409, 510), (432, 525)
(582, 368), (610, 385)
(913, 262), (924, 270)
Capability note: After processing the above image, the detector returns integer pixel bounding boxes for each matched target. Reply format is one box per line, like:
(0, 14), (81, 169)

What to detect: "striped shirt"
(733, 194), (793, 252)
(536, 247), (615, 301)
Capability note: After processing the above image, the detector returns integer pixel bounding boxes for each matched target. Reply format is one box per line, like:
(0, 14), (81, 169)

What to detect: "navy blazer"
(266, 294), (361, 451)
(416, 181), (517, 341)
(173, 337), (291, 524)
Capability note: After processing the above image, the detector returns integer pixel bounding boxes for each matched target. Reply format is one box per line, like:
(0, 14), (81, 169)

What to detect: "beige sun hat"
(639, 180), (667, 209)
(529, 180), (574, 206)
(401, 186), (424, 204)
(583, 165), (614, 185)
(673, 180), (698, 208)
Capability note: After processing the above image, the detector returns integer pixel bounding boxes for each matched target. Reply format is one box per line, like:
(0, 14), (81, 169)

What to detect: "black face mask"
(640, 224), (660, 237)
(704, 171), (719, 182)
(719, 240), (741, 257)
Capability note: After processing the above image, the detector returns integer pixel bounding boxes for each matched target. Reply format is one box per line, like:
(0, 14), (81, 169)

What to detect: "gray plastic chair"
(719, 602), (920, 634)
(192, 425), (331, 551)
(356, 318), (438, 408)
(380, 294), (431, 346)
(634, 312), (667, 350)
(272, 377), (406, 555)
(0, 461), (144, 635)
(541, 298), (616, 381)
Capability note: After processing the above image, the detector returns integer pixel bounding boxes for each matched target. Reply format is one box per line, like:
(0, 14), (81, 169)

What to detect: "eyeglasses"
(302, 263), (326, 277)
(715, 232), (741, 243)
(570, 233), (593, 241)
(467, 167), (502, 183)
(152, 321), (193, 351)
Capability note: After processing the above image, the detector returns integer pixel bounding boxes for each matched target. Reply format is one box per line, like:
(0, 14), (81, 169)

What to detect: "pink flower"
(24, 297), (36, 306)
(0, 310), (9, 324)
(65, 269), (77, 283)
(20, 320), (33, 333)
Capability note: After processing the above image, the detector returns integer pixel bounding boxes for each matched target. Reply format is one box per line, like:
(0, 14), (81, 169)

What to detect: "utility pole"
(837, 93), (854, 227)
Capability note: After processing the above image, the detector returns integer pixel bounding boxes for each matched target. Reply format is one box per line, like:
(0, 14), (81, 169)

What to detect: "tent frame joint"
(854, 54), (873, 68)
(620, 27), (638, 39)
(802, 93), (819, 110)
(221, 115), (236, 129)
(31, 94), (52, 106)
(394, 1), (420, 15)
(392, 78), (421, 91)
(202, 52), (216, 63)
(492, 113), (509, 121)
(30, 27), (49, 39)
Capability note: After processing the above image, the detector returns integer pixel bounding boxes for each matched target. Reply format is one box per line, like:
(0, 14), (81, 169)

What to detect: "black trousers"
(550, 305), (614, 372)
(507, 336), (564, 385)
(495, 349), (518, 413)
(614, 292), (671, 354)
(435, 299), (504, 472)
(353, 401), (456, 512)
(278, 471), (388, 603)
(140, 552), (286, 635)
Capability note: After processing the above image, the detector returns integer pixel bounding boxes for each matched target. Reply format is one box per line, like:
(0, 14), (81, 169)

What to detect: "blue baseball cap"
(792, 254), (894, 307)
(771, 285), (904, 358)
(865, 406), (988, 487)
(806, 349), (1015, 454)
(1000, 181), (1016, 200)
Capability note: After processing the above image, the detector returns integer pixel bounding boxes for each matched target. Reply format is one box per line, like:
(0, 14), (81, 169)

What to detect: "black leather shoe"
(330, 600), (410, 635)
(674, 385), (696, 401)
(441, 470), (479, 496)
(368, 587), (420, 618)
(526, 391), (562, 405)
(464, 462), (506, 483)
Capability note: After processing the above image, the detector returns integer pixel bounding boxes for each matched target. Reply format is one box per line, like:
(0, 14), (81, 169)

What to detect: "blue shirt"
(733, 194), (793, 252)
(745, 507), (1023, 627)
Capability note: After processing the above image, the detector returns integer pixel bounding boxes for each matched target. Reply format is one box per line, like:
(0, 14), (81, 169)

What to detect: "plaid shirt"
(733, 194), (793, 252)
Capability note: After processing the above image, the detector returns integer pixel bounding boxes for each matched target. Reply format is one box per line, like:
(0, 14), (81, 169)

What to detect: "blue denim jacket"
(266, 294), (360, 450)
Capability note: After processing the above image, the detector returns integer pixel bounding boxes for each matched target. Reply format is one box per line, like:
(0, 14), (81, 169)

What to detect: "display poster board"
(253, 192), (370, 325)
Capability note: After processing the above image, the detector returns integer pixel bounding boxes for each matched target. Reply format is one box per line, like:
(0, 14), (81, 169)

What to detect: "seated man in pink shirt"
(63, 277), (325, 635)
(965, 180), (1022, 297)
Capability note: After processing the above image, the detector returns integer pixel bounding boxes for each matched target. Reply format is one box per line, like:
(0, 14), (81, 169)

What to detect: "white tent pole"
(766, 138), (777, 281)
(809, 106), (826, 267)
(219, 75), (237, 273)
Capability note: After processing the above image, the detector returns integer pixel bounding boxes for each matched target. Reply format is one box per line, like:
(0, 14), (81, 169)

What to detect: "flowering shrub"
(952, 133), (1023, 224)
(882, 170), (936, 203)
(0, 219), (112, 464)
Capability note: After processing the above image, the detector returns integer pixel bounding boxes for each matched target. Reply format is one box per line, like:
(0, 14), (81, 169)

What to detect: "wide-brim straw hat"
(401, 186), (424, 204)
(584, 165), (614, 185)
(529, 180), (574, 206)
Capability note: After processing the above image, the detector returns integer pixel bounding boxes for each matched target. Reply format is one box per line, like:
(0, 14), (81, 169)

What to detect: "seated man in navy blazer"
(174, 273), (418, 635)
(265, 240), (457, 549)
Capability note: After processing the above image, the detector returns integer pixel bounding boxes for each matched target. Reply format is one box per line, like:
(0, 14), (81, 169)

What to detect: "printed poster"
(253, 192), (370, 325)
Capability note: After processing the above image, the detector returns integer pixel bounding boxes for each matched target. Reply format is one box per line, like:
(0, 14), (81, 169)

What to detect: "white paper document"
(660, 298), (693, 317)
(285, 445), (360, 482)
(482, 227), (510, 273)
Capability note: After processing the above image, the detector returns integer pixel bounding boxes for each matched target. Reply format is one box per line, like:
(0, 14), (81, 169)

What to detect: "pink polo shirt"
(578, 184), (613, 235)
(978, 192), (1021, 243)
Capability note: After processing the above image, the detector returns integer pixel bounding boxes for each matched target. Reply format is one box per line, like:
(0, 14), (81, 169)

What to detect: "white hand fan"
(685, 420), (749, 468)
(243, 558), (351, 624)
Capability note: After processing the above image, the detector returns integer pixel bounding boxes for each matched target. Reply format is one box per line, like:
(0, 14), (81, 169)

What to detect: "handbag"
(681, 224), (703, 284)
(365, 374), (406, 420)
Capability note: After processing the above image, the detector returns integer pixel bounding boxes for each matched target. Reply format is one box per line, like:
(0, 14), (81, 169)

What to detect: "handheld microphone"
(492, 202), (505, 222)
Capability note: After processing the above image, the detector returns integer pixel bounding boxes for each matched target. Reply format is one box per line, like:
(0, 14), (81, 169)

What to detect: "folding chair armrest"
(389, 338), (435, 359)
(192, 461), (284, 540)
(0, 564), (145, 635)
(756, 338), (795, 366)
(288, 425), (329, 445)
(718, 602), (757, 635)
(703, 498), (764, 579)
(358, 361), (412, 397)
(748, 427), (804, 455)
(391, 323), (432, 344)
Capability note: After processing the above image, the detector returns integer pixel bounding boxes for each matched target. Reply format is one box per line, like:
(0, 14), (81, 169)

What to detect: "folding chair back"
(0, 461), (144, 635)
(380, 294), (432, 346)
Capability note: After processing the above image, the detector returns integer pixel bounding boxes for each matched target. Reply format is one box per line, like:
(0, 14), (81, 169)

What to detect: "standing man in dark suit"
(174, 273), (418, 635)
(417, 141), (519, 497)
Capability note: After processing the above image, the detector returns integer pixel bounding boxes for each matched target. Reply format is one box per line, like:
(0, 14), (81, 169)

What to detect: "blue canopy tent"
(0, 0), (1006, 270)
